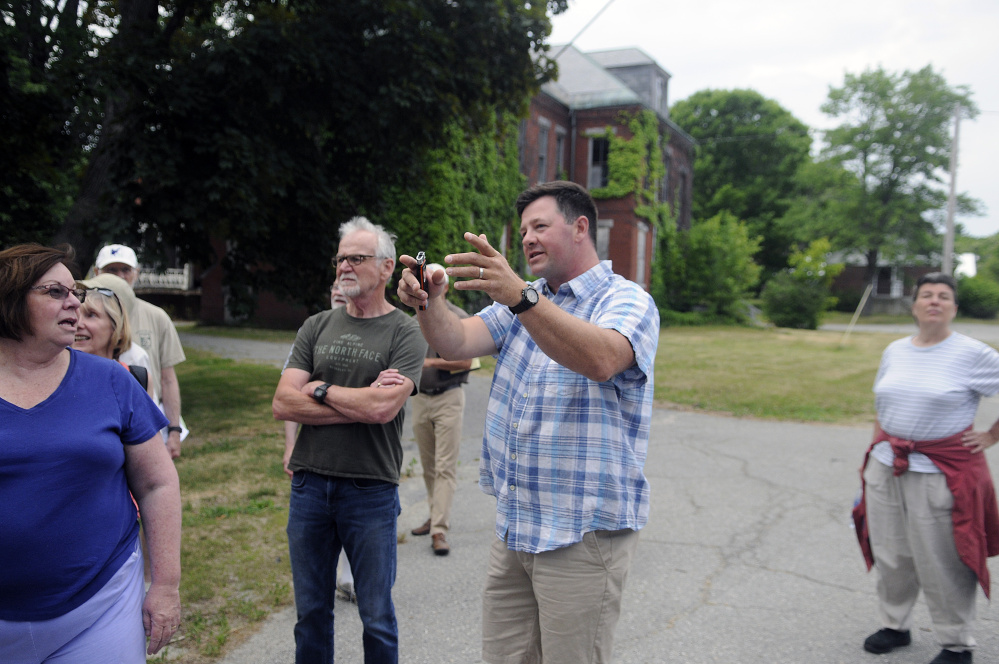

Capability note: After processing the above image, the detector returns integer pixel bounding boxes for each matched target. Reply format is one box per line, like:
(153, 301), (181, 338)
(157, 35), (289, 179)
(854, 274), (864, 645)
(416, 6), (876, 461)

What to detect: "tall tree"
(3, 0), (566, 313)
(1, 0), (101, 244)
(819, 65), (978, 280)
(669, 89), (812, 277)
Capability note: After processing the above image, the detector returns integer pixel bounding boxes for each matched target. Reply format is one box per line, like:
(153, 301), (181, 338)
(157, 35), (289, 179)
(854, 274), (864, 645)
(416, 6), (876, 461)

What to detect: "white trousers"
(864, 460), (978, 651)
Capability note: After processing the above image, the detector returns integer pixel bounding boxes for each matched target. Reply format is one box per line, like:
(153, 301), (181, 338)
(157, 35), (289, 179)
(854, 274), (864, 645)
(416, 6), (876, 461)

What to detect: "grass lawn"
(821, 310), (997, 326)
(654, 326), (896, 422)
(157, 349), (291, 662)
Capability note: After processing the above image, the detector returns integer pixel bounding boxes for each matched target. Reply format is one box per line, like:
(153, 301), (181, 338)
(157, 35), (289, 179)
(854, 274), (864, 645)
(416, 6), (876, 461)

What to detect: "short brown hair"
(914, 272), (958, 306)
(515, 181), (599, 245)
(0, 243), (78, 342)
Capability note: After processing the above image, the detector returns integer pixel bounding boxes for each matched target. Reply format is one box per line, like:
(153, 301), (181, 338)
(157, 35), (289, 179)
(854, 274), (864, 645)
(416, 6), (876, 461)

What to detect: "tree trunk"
(863, 248), (879, 285)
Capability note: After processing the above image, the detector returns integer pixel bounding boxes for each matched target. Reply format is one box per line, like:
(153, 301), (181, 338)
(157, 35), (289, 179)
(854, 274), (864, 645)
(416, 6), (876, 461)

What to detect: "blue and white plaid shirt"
(477, 261), (659, 553)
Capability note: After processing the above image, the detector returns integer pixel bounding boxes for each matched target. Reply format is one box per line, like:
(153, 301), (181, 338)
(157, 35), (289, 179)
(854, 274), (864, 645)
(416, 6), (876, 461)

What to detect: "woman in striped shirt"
(854, 272), (999, 664)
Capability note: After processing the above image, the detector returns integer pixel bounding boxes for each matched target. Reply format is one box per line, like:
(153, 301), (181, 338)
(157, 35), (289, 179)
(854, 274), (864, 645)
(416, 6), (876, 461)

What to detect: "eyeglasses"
(333, 254), (377, 267)
(31, 284), (88, 302)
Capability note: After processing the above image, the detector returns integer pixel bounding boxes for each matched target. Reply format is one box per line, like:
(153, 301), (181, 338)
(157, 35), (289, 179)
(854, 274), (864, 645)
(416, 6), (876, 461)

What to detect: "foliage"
(787, 238), (844, 289)
(669, 89), (812, 277)
(761, 239), (843, 329)
(818, 65), (980, 278)
(591, 110), (668, 218)
(654, 211), (761, 322)
(778, 159), (864, 249)
(957, 276), (999, 320)
(2, 0), (566, 316)
(760, 272), (827, 330)
(379, 114), (525, 314)
(0, 1), (95, 245)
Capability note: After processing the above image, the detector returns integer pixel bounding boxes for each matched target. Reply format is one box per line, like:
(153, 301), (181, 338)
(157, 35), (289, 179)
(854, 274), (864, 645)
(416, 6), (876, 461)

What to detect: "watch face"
(313, 385), (326, 401)
(525, 287), (539, 304)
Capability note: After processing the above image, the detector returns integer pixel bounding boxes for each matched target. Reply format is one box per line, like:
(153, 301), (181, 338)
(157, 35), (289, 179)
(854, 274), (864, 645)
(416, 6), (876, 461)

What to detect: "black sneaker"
(929, 649), (972, 664)
(863, 628), (911, 654)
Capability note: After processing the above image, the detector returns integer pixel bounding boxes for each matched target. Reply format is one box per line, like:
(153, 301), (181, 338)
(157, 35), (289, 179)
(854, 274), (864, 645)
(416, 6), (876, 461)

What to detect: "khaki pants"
(412, 387), (464, 535)
(864, 460), (978, 651)
(481, 528), (640, 664)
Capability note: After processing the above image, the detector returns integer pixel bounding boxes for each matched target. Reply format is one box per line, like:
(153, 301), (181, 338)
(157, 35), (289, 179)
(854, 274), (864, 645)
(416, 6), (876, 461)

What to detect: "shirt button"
(509, 485), (516, 492)
(523, 392), (528, 398)
(513, 423), (518, 429)
(510, 453), (517, 460)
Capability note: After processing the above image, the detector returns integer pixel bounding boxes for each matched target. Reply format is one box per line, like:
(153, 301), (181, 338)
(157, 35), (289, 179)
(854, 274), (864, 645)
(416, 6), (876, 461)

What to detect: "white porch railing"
(135, 264), (193, 291)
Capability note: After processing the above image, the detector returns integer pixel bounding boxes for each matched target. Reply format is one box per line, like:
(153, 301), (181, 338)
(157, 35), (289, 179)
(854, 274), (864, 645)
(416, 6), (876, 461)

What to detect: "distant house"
(830, 253), (937, 315)
(520, 45), (695, 290)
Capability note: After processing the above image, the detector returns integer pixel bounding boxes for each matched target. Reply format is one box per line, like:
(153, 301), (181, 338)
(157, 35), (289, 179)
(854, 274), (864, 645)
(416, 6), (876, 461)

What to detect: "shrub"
(958, 276), (999, 319)
(653, 211), (761, 323)
(760, 272), (828, 329)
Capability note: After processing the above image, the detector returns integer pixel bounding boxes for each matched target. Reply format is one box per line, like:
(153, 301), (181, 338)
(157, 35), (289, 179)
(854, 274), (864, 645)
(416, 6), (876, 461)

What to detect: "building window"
(636, 221), (649, 287)
(596, 219), (613, 261)
(537, 125), (549, 184)
(589, 137), (609, 189)
(555, 132), (566, 180)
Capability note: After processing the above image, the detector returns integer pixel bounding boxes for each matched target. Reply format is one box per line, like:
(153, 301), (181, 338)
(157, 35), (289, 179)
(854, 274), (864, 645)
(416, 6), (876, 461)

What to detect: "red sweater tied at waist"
(852, 425), (999, 598)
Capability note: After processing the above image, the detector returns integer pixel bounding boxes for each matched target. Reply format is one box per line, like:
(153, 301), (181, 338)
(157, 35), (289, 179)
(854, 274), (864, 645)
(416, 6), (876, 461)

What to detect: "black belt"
(420, 384), (462, 396)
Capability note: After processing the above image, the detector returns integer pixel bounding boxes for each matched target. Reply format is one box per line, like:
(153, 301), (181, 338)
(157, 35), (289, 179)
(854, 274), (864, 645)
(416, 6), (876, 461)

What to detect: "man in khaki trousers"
(410, 265), (474, 556)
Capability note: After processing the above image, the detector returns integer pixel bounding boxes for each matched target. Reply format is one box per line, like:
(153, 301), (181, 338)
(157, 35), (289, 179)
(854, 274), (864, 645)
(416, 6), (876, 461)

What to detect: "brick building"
(519, 45), (695, 290)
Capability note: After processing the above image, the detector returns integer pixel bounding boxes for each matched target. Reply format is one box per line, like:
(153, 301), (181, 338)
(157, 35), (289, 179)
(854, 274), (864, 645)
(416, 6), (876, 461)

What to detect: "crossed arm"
(272, 367), (414, 427)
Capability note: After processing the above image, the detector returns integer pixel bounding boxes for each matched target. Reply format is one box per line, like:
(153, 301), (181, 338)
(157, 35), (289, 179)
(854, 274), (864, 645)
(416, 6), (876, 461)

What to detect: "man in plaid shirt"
(399, 181), (659, 663)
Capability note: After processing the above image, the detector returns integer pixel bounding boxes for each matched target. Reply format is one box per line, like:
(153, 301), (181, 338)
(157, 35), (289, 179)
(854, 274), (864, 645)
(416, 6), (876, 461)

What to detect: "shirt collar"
(537, 260), (613, 300)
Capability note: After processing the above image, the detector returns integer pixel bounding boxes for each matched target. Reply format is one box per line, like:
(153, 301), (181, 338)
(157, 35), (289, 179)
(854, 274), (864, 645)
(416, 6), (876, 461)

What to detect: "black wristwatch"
(509, 284), (540, 315)
(312, 382), (333, 403)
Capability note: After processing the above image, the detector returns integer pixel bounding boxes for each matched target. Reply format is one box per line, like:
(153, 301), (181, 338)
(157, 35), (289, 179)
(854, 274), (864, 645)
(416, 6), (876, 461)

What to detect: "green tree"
(669, 89), (812, 277)
(380, 114), (525, 313)
(957, 276), (999, 320)
(1, 0), (98, 244)
(655, 211), (761, 322)
(761, 238), (844, 330)
(819, 65), (979, 281)
(3, 0), (565, 315)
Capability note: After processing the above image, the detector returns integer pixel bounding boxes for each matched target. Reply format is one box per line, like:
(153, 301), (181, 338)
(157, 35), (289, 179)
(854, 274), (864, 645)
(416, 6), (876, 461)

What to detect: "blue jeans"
(287, 471), (400, 664)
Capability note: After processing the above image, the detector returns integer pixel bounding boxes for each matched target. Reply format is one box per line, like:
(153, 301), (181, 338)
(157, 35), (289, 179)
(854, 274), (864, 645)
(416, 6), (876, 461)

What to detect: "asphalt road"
(173, 327), (999, 664)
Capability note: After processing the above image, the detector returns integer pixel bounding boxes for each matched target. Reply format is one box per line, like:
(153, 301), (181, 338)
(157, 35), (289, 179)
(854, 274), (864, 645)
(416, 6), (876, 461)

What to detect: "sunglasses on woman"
(86, 287), (122, 306)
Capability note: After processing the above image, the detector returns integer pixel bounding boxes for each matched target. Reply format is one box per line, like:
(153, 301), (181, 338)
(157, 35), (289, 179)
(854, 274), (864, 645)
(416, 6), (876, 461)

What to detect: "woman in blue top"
(0, 244), (182, 662)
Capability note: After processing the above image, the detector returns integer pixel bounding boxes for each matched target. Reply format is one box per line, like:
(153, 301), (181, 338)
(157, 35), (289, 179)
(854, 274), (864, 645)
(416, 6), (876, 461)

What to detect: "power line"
(553, 0), (619, 60)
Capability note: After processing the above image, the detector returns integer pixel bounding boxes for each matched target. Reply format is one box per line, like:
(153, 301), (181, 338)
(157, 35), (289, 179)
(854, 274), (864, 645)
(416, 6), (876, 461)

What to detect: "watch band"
(509, 285), (539, 315)
(167, 426), (183, 434)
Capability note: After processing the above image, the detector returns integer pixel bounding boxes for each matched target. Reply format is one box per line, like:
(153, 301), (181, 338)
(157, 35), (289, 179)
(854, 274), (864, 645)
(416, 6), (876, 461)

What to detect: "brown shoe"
(432, 533), (450, 556)
(411, 519), (431, 536)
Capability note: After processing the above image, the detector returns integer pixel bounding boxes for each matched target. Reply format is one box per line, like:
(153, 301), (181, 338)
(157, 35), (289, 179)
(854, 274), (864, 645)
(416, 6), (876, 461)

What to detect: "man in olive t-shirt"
(272, 217), (427, 664)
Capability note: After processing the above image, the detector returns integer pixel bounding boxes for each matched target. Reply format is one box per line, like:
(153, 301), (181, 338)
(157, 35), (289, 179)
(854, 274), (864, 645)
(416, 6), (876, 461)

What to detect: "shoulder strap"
(129, 365), (149, 391)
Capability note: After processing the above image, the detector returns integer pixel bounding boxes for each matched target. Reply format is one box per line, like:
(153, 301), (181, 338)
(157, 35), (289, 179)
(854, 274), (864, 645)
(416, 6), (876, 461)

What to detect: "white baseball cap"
(95, 244), (139, 269)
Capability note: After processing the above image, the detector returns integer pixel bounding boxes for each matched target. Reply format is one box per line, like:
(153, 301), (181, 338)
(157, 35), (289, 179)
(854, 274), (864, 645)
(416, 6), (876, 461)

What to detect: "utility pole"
(943, 104), (961, 275)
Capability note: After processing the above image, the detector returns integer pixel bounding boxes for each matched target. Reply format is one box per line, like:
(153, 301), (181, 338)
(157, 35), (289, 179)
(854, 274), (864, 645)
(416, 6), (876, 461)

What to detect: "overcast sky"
(549, 0), (999, 238)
